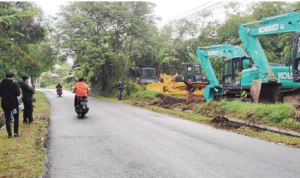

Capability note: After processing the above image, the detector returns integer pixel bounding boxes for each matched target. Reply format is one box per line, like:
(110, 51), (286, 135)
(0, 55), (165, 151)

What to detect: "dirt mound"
(157, 94), (206, 108)
(157, 94), (185, 106)
(210, 116), (242, 130)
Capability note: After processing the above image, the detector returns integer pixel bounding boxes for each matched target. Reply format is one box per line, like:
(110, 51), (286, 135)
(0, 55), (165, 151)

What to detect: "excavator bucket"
(204, 85), (222, 102)
(250, 80), (282, 103)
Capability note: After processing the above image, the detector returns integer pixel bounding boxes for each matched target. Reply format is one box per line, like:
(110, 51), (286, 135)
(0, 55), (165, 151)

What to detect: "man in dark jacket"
(117, 81), (123, 100)
(0, 72), (21, 138)
(184, 79), (194, 104)
(20, 75), (35, 124)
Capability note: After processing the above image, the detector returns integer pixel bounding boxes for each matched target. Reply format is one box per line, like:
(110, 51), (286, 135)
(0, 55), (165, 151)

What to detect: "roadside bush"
(40, 80), (47, 88)
(195, 101), (224, 117)
(279, 118), (300, 130)
(131, 90), (159, 99)
(128, 80), (141, 94)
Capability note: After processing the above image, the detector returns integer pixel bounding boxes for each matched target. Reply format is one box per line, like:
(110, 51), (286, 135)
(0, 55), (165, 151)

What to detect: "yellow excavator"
(139, 63), (209, 96)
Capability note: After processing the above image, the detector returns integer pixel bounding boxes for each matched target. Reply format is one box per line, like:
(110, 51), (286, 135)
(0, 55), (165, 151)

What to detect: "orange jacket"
(74, 82), (89, 96)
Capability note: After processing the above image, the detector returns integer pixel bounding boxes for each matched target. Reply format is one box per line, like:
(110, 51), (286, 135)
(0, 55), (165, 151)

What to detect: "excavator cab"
(293, 32), (300, 82)
(138, 68), (159, 85)
(222, 57), (253, 90)
(176, 62), (209, 83)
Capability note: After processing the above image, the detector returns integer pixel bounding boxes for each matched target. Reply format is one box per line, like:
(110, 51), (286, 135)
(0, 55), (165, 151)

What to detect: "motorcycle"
(75, 96), (89, 118)
(57, 88), (62, 97)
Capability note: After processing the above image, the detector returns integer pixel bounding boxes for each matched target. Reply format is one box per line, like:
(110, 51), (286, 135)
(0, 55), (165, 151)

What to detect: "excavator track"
(279, 87), (300, 106)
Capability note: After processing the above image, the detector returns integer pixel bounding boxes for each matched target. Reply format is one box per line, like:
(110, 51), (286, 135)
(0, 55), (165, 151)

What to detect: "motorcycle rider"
(73, 78), (89, 107)
(56, 83), (63, 95)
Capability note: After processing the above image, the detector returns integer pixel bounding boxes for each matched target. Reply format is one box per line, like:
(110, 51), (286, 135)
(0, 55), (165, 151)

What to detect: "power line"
(157, 1), (212, 26)
(157, 2), (223, 27)
(184, 2), (229, 23)
(157, 1), (229, 28)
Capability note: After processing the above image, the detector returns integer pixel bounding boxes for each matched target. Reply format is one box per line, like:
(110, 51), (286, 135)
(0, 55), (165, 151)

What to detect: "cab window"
(143, 69), (155, 79)
(296, 36), (300, 58)
(187, 65), (192, 76)
(194, 65), (201, 74)
(223, 61), (232, 83)
(224, 62), (232, 75)
(232, 60), (240, 74)
(242, 59), (252, 69)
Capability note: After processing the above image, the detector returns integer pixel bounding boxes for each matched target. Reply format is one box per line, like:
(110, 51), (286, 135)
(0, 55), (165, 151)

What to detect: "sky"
(35, 0), (229, 27)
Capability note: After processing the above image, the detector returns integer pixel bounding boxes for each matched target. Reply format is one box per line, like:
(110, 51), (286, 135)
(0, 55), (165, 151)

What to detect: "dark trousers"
(23, 100), (33, 123)
(4, 108), (19, 136)
(118, 90), (123, 100)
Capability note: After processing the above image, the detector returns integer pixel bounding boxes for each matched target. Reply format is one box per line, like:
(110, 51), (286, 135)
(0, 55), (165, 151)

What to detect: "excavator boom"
(196, 44), (249, 101)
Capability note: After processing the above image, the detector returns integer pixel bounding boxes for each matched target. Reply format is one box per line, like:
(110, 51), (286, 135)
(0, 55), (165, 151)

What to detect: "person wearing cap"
(73, 78), (89, 107)
(0, 72), (21, 138)
(20, 75), (35, 124)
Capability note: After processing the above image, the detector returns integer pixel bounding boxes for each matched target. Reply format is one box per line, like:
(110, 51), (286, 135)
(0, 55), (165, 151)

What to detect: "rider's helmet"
(79, 78), (84, 82)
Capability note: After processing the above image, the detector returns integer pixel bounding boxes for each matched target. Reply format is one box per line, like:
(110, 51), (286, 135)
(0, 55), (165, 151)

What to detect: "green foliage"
(241, 90), (247, 98)
(195, 101), (224, 117)
(221, 100), (294, 123)
(279, 118), (300, 130)
(55, 2), (157, 92)
(40, 80), (47, 88)
(0, 2), (59, 79)
(131, 90), (159, 99)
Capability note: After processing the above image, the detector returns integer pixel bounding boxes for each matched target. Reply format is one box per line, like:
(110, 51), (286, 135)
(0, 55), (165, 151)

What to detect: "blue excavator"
(197, 11), (300, 105)
(196, 44), (300, 104)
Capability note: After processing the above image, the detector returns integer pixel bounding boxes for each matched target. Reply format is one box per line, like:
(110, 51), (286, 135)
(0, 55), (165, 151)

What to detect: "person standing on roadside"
(20, 75), (35, 124)
(117, 80), (123, 100)
(184, 79), (194, 104)
(0, 72), (21, 138)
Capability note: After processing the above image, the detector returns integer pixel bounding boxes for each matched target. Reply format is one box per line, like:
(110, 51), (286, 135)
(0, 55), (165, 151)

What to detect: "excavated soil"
(210, 116), (242, 130)
(157, 94), (206, 108)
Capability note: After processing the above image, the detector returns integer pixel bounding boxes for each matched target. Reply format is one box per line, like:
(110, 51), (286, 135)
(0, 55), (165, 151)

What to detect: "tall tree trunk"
(125, 38), (130, 96)
(125, 64), (130, 96)
(31, 76), (35, 88)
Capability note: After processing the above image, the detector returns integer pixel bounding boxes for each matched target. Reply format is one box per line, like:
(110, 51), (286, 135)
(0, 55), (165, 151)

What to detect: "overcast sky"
(35, 0), (229, 27)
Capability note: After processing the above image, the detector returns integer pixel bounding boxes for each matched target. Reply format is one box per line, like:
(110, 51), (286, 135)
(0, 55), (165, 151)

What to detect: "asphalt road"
(41, 89), (300, 178)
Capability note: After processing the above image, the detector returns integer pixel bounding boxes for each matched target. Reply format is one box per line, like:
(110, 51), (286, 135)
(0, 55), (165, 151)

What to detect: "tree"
(0, 2), (56, 79)
(55, 2), (158, 94)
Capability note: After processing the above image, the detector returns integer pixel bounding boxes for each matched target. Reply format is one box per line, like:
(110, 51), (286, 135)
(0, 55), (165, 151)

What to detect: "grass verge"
(0, 92), (49, 177)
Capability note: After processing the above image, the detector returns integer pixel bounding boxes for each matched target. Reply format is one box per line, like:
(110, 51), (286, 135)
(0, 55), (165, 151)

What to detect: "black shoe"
(8, 135), (12, 138)
(23, 121), (27, 124)
(14, 133), (21, 137)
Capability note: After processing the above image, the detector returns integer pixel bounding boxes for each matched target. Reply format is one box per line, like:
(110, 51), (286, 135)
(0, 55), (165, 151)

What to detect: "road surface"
(40, 89), (300, 178)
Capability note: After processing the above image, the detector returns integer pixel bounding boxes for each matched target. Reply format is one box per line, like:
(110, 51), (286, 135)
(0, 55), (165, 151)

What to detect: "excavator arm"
(237, 12), (300, 102)
(196, 44), (248, 101)
(239, 12), (300, 82)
